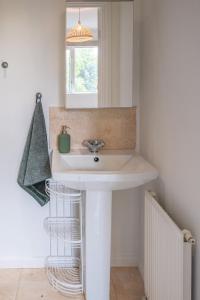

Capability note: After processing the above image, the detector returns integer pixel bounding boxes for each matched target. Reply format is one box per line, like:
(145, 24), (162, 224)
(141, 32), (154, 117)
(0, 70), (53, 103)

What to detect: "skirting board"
(111, 254), (139, 267)
(138, 262), (144, 280)
(0, 257), (45, 269)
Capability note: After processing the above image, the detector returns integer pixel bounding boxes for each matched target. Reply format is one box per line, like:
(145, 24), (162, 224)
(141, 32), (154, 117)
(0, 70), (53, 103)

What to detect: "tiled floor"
(0, 267), (144, 300)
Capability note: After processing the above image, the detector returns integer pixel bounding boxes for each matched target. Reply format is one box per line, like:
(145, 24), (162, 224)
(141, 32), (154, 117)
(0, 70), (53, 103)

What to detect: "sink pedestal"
(85, 191), (112, 300)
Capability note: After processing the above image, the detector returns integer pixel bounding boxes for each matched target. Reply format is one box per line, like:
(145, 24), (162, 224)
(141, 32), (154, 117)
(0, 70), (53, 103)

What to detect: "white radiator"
(144, 191), (195, 300)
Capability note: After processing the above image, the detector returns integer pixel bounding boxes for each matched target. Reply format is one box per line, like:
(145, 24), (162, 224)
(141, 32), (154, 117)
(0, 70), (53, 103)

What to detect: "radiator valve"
(183, 229), (195, 244)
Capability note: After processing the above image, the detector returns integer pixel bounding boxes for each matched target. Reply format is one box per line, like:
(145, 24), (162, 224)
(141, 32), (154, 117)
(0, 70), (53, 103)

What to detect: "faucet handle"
(82, 139), (105, 153)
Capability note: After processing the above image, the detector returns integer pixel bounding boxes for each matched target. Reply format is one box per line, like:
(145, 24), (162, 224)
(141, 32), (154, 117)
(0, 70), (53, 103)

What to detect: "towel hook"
(36, 92), (42, 103)
(1, 61), (8, 69)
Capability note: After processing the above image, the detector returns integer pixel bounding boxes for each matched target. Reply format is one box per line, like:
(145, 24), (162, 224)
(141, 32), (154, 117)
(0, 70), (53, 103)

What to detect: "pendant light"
(66, 8), (93, 43)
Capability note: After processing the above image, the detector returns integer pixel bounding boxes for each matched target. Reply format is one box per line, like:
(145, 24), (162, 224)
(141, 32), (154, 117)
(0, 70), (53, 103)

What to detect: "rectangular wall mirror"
(65, 1), (134, 108)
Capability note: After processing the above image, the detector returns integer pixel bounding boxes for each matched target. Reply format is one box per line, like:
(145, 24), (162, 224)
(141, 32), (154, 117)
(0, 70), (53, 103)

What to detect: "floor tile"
(0, 269), (21, 300)
(15, 269), (83, 300)
(111, 267), (144, 299)
(0, 267), (144, 300)
(110, 277), (117, 300)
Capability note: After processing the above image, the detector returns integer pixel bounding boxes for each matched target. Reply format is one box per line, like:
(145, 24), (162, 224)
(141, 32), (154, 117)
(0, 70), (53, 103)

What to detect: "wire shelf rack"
(46, 256), (83, 295)
(44, 217), (81, 246)
(45, 180), (81, 203)
(44, 179), (84, 296)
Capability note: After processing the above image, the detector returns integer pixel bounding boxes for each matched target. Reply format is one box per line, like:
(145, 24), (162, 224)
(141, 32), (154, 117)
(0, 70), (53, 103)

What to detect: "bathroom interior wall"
(0, 0), (66, 267)
(0, 0), (140, 267)
(140, 0), (200, 298)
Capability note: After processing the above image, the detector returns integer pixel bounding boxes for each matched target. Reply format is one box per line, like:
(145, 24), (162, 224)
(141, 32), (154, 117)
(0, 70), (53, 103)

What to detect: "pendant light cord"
(78, 8), (81, 24)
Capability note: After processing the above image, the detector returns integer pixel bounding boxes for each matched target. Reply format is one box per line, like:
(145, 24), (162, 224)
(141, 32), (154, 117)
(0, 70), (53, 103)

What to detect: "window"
(66, 46), (98, 94)
(66, 6), (99, 108)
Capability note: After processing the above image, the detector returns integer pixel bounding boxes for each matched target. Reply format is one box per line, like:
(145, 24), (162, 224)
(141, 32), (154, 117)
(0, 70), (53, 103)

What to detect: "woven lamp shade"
(66, 21), (93, 43)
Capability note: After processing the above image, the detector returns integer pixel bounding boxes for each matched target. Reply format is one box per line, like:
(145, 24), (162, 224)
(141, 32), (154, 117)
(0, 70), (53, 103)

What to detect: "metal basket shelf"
(44, 217), (81, 246)
(45, 179), (84, 296)
(46, 256), (83, 296)
(45, 180), (82, 203)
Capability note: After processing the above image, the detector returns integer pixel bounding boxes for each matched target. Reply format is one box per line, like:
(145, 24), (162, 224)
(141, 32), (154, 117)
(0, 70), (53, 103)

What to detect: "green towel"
(17, 98), (51, 206)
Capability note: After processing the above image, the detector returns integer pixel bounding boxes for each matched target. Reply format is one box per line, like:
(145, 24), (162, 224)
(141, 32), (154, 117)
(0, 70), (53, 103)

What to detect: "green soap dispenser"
(58, 125), (71, 153)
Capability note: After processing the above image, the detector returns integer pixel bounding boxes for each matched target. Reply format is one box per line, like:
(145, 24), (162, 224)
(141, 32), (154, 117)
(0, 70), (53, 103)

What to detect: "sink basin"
(52, 150), (158, 190)
(51, 149), (158, 300)
(55, 151), (132, 171)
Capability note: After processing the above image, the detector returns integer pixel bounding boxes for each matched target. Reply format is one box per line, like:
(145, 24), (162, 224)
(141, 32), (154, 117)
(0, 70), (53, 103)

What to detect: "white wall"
(140, 0), (200, 298)
(112, 188), (141, 267)
(0, 0), (65, 267)
(0, 0), (140, 268)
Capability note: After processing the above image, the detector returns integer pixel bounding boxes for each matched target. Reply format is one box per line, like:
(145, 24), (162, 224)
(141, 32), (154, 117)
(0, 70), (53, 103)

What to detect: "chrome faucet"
(82, 139), (105, 153)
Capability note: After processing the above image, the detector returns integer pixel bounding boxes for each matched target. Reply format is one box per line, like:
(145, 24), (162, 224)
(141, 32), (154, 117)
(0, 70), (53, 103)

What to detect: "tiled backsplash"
(49, 107), (136, 150)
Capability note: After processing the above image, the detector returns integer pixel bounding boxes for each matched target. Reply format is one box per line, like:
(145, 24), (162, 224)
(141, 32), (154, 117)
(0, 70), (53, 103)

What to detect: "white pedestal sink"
(52, 150), (158, 300)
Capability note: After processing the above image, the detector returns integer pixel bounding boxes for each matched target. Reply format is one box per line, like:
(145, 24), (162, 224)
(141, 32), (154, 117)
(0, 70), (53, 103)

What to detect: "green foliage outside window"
(67, 47), (98, 94)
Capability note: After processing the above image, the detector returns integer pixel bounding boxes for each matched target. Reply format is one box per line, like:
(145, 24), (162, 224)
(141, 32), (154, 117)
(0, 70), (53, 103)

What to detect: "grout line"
(14, 269), (22, 300)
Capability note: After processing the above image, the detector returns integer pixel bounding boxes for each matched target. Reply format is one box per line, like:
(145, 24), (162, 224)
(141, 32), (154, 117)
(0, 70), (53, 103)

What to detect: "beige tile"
(111, 267), (144, 299)
(15, 269), (84, 300)
(15, 269), (48, 300)
(49, 107), (136, 151)
(47, 291), (84, 300)
(0, 267), (144, 300)
(110, 277), (117, 300)
(19, 268), (50, 283)
(0, 268), (21, 300)
(115, 297), (143, 300)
